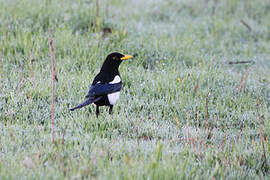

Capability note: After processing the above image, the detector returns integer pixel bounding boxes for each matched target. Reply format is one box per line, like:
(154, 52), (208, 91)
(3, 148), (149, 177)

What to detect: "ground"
(0, 0), (270, 179)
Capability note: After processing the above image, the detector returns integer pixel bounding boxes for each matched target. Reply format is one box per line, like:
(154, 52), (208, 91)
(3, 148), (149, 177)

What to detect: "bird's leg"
(109, 105), (113, 114)
(96, 105), (100, 117)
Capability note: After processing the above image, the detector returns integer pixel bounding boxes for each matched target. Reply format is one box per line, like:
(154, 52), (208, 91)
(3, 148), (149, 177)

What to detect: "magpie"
(70, 52), (133, 117)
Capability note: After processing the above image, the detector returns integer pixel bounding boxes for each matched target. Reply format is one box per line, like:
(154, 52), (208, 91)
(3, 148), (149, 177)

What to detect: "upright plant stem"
(0, 56), (2, 88)
(96, 0), (99, 17)
(257, 97), (268, 172)
(49, 31), (55, 144)
(205, 92), (210, 130)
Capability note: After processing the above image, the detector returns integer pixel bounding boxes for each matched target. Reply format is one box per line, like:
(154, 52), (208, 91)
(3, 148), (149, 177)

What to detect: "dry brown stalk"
(62, 131), (65, 145)
(185, 111), (191, 147)
(194, 83), (199, 95)
(256, 96), (269, 173)
(195, 82), (200, 128)
(196, 110), (200, 128)
(205, 92), (210, 130)
(49, 31), (56, 144)
(29, 53), (35, 103)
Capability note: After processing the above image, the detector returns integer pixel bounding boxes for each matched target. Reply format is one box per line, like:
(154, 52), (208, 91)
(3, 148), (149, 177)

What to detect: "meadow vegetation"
(0, 0), (270, 179)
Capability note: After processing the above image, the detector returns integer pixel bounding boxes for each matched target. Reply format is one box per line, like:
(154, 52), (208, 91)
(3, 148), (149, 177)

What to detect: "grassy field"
(1, 0), (270, 179)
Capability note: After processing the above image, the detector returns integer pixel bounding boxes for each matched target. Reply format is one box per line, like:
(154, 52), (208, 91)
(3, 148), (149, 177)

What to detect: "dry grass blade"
(240, 19), (252, 32)
(237, 69), (250, 93)
(16, 71), (25, 93)
(174, 116), (181, 128)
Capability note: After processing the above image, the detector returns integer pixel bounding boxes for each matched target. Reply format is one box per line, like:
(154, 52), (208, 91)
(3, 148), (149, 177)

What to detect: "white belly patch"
(108, 91), (120, 105)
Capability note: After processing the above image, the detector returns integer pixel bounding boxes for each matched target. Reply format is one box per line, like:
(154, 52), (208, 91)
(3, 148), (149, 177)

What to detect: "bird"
(70, 52), (133, 117)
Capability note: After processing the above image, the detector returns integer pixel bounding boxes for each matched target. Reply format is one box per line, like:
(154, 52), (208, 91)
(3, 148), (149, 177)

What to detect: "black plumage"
(70, 52), (133, 117)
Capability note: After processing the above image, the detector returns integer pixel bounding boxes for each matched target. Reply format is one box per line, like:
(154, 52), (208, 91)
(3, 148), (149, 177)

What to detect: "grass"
(0, 0), (270, 179)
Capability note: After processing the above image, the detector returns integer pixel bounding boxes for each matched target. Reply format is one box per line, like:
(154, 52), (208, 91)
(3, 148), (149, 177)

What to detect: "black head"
(100, 52), (133, 72)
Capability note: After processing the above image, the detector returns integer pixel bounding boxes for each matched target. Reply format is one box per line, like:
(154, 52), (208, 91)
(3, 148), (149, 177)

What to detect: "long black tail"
(70, 98), (93, 111)
(70, 96), (102, 111)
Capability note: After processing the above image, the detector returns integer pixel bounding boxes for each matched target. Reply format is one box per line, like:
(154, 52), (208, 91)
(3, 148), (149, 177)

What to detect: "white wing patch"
(109, 75), (121, 84)
(108, 91), (120, 105)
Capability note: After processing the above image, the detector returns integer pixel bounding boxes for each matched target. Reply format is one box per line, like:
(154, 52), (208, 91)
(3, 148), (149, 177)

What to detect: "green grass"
(1, 0), (270, 179)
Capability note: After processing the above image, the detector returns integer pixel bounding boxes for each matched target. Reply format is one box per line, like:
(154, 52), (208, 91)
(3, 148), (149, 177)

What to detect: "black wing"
(86, 82), (122, 98)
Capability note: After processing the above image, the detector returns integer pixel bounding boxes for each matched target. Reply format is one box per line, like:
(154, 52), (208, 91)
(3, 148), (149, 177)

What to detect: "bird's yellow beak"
(121, 54), (133, 60)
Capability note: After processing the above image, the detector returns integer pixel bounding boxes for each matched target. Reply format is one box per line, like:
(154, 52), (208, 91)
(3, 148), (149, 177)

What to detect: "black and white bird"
(70, 52), (133, 117)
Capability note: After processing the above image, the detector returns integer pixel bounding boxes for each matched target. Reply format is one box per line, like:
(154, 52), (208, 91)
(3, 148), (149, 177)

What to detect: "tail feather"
(70, 98), (93, 111)
(70, 97), (102, 111)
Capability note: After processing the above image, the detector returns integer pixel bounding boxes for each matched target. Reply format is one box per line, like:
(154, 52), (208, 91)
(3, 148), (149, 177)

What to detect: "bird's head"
(101, 52), (133, 72)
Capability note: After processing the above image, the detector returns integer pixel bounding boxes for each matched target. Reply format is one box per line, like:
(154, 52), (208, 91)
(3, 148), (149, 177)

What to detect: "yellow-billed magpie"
(70, 52), (133, 117)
